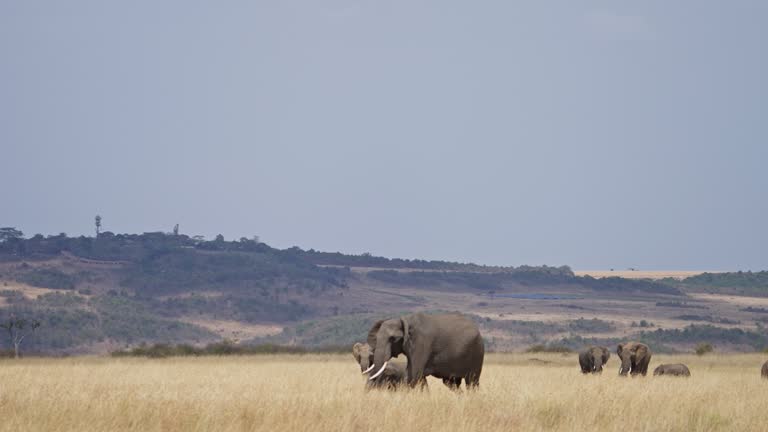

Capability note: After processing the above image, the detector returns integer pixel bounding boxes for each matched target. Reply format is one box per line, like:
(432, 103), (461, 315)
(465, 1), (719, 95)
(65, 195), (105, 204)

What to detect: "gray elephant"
(366, 312), (484, 390)
(616, 342), (652, 376)
(762, 360), (768, 379)
(653, 363), (691, 377)
(352, 342), (406, 389)
(579, 346), (610, 374)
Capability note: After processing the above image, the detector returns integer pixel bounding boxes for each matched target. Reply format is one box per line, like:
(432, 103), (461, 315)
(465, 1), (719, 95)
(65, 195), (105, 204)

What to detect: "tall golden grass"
(1, 353), (767, 431)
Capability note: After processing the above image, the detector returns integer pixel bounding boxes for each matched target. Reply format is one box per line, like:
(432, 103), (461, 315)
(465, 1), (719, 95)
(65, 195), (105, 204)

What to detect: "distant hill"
(0, 229), (766, 354)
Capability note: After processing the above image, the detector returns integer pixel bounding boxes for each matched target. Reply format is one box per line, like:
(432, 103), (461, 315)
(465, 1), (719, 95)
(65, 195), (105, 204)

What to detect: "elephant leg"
(638, 356), (651, 376)
(405, 351), (430, 388)
(442, 377), (462, 391)
(465, 370), (481, 391)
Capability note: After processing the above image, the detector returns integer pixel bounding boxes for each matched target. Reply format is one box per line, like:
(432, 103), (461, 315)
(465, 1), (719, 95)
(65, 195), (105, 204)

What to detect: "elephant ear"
(401, 317), (410, 349)
(616, 344), (624, 355)
(367, 320), (387, 347)
(352, 342), (363, 362)
(634, 343), (648, 357)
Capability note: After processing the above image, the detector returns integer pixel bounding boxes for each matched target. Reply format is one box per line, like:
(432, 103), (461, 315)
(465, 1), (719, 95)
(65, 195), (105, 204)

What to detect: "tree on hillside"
(173, 224), (179, 236)
(0, 314), (41, 358)
(95, 215), (102, 237)
(0, 227), (25, 255)
(0, 227), (24, 242)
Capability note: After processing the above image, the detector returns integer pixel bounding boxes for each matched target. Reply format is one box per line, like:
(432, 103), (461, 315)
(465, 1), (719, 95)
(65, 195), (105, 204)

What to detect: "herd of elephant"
(352, 312), (768, 390)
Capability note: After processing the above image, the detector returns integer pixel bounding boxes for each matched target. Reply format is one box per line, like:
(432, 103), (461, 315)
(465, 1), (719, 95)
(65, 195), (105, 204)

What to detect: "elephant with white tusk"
(366, 312), (484, 390)
(616, 342), (652, 377)
(579, 346), (610, 374)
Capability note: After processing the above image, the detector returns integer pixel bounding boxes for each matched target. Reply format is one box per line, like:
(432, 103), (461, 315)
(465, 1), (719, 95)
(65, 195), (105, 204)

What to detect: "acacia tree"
(0, 227), (24, 242)
(0, 314), (41, 358)
(0, 227), (25, 255)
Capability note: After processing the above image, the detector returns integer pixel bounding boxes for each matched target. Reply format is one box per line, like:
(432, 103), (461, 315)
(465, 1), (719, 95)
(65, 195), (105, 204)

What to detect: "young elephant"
(616, 342), (652, 376)
(653, 363), (691, 377)
(352, 342), (406, 389)
(762, 360), (768, 379)
(579, 346), (610, 374)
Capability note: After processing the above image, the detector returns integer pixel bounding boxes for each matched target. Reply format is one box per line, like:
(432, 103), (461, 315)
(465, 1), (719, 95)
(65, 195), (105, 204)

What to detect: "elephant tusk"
(369, 362), (388, 380)
(362, 364), (375, 374)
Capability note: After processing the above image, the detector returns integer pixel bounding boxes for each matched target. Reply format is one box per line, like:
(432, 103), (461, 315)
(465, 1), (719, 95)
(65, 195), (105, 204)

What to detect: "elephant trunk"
(619, 358), (631, 376)
(370, 339), (392, 381)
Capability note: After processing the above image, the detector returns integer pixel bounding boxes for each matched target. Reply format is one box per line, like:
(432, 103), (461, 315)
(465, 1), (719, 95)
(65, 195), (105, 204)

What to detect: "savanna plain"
(2, 353), (767, 432)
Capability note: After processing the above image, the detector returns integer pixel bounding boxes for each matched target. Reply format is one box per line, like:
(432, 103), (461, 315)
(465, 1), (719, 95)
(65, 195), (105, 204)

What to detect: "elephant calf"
(762, 360), (768, 379)
(653, 363), (691, 377)
(352, 342), (406, 389)
(579, 346), (610, 374)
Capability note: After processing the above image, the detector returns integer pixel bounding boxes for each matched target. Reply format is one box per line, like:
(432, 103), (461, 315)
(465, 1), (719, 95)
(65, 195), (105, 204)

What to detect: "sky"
(1, 1), (767, 270)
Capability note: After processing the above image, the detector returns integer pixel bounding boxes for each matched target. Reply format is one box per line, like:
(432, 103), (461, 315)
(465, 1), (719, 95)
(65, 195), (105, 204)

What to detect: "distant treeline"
(111, 341), (349, 358)
(367, 270), (683, 296)
(295, 249), (518, 272)
(673, 271), (768, 296)
(638, 325), (768, 352)
(0, 229), (518, 274)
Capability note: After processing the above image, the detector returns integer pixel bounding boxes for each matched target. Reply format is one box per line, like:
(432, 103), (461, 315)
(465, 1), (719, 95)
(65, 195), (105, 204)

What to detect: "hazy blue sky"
(2, 1), (767, 270)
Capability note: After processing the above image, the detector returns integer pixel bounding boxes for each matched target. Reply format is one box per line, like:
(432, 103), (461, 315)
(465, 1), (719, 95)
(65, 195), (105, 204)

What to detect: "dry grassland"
(2, 353), (767, 432)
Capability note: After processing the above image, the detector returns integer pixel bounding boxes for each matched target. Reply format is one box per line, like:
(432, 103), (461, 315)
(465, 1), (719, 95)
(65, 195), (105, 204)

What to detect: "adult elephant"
(653, 363), (691, 377)
(762, 360), (768, 379)
(616, 342), (652, 376)
(579, 346), (610, 374)
(366, 312), (484, 389)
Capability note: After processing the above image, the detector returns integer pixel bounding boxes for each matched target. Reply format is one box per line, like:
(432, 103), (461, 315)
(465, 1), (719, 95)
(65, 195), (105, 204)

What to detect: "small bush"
(525, 344), (572, 353)
(567, 318), (614, 333)
(695, 343), (714, 356)
(0, 290), (26, 303)
(17, 268), (76, 290)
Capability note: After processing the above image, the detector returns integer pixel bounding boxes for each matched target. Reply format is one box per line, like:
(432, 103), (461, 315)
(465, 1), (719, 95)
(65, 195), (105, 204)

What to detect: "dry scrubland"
(2, 354), (768, 432)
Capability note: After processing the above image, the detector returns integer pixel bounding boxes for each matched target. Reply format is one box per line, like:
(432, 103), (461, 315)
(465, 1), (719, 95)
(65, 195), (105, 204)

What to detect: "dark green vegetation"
(673, 271), (768, 296)
(111, 341), (347, 358)
(741, 307), (768, 314)
(16, 267), (77, 290)
(695, 342), (715, 356)
(0, 292), (214, 351)
(1, 227), (768, 354)
(655, 301), (709, 310)
(368, 270), (683, 295)
(673, 315), (740, 325)
(525, 344), (573, 353)
(638, 325), (768, 352)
